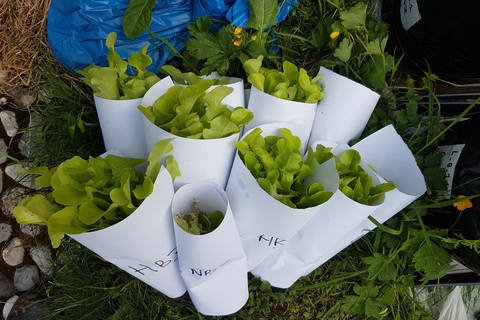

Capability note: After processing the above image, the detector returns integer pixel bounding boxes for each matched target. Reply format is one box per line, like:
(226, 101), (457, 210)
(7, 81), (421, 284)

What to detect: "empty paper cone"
(94, 96), (147, 158)
(309, 67), (380, 145)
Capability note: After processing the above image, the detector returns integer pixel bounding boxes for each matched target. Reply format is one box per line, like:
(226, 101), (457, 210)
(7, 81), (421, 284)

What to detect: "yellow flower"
(330, 31), (340, 40)
(453, 195), (473, 211)
(232, 27), (243, 46)
(234, 27), (243, 36)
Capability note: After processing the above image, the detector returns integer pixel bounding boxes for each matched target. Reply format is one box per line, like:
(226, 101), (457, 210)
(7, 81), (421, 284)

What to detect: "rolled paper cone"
(93, 96), (147, 158)
(141, 75), (242, 189)
(171, 182), (248, 316)
(142, 116), (240, 189)
(226, 123), (339, 270)
(69, 167), (186, 298)
(251, 143), (386, 288)
(308, 67), (380, 145)
(305, 124), (427, 272)
(202, 73), (246, 108)
(243, 86), (317, 144)
(141, 76), (175, 107)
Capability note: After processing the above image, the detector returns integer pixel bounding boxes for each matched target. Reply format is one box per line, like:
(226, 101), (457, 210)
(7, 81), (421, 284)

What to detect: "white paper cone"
(171, 182), (248, 316)
(202, 73), (246, 108)
(308, 67), (380, 145)
(141, 76), (175, 107)
(251, 143), (386, 288)
(69, 167), (186, 298)
(226, 124), (339, 270)
(310, 124), (426, 266)
(141, 76), (242, 189)
(142, 117), (239, 189)
(243, 86), (317, 144)
(94, 96), (147, 158)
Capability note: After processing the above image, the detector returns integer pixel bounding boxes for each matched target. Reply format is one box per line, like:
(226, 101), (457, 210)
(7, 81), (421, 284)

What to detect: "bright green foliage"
(79, 32), (160, 100)
(174, 210), (224, 235)
(138, 79), (253, 139)
(12, 139), (179, 248)
(244, 55), (325, 103)
(236, 127), (334, 208)
(160, 65), (230, 86)
(335, 149), (395, 205)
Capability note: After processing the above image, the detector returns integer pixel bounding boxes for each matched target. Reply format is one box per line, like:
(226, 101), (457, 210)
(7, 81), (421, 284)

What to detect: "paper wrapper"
(312, 124), (427, 260)
(243, 86), (317, 144)
(141, 76), (242, 189)
(251, 143), (385, 288)
(226, 123), (339, 270)
(308, 67), (380, 145)
(171, 182), (248, 316)
(295, 126), (426, 275)
(142, 117), (239, 189)
(202, 72), (246, 108)
(141, 76), (176, 107)
(69, 167), (186, 298)
(94, 96), (147, 158)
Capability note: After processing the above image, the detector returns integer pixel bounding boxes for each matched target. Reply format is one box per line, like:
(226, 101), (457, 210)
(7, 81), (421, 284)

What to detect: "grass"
(23, 62), (104, 167)
(14, 0), (480, 319)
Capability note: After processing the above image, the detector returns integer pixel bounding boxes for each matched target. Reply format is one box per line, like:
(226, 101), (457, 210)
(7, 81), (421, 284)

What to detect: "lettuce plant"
(235, 127), (334, 208)
(138, 79), (254, 139)
(159, 65), (229, 86)
(243, 55), (325, 103)
(335, 149), (395, 205)
(79, 32), (160, 100)
(12, 139), (179, 248)
(174, 209), (224, 235)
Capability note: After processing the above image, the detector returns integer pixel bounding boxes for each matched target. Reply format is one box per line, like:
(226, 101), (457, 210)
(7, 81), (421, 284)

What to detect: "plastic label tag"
(400, 0), (422, 31)
(437, 144), (466, 195)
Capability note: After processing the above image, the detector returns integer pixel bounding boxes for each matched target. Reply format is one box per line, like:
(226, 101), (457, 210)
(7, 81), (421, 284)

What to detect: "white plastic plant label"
(94, 96), (147, 158)
(69, 167), (186, 298)
(171, 181), (248, 316)
(400, 0), (422, 31)
(309, 67), (380, 145)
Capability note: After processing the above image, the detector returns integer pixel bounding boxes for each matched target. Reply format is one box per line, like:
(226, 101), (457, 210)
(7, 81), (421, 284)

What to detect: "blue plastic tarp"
(47, 0), (192, 73)
(47, 0), (297, 74)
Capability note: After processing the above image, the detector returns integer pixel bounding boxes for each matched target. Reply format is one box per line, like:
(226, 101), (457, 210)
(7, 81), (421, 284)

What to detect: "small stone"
(4, 164), (38, 190)
(3, 294), (19, 320)
(2, 237), (25, 266)
(13, 265), (40, 291)
(0, 223), (13, 243)
(0, 110), (18, 137)
(0, 272), (15, 299)
(30, 246), (53, 276)
(18, 113), (39, 158)
(19, 224), (43, 238)
(0, 138), (7, 164)
(0, 185), (34, 218)
(20, 94), (36, 108)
